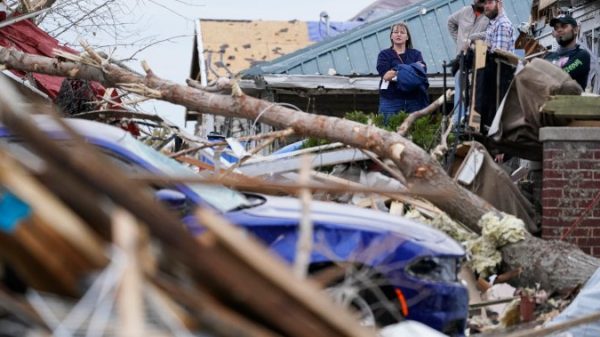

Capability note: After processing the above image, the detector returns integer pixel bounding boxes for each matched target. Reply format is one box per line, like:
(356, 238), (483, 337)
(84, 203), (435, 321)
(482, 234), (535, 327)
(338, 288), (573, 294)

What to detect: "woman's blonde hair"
(389, 22), (413, 49)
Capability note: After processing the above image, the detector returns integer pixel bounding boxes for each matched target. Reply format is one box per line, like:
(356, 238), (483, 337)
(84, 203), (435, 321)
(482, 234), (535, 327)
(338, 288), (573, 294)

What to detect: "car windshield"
(116, 135), (251, 212)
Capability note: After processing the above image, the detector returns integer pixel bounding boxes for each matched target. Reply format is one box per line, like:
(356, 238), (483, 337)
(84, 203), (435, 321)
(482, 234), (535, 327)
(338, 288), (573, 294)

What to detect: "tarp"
(0, 17), (105, 99)
(453, 142), (537, 233)
(488, 58), (582, 161)
(547, 267), (600, 337)
(306, 21), (363, 42)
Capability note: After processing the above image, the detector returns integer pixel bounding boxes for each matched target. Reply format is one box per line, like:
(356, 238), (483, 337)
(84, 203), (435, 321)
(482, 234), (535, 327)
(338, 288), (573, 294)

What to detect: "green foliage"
(303, 110), (444, 152)
(304, 137), (329, 149)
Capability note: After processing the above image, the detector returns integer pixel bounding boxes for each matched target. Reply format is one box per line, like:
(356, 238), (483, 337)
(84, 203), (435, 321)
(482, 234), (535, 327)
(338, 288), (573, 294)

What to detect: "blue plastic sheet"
(548, 267), (600, 336)
(0, 190), (31, 233)
(306, 21), (363, 42)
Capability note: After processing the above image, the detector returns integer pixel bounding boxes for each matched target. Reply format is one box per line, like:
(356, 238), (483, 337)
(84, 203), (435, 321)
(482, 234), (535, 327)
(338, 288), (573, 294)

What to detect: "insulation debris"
(405, 209), (478, 243)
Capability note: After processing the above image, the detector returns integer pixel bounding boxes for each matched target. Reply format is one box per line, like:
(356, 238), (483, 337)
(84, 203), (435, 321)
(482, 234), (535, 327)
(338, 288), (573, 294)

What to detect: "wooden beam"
(113, 209), (145, 337)
(0, 150), (108, 268)
(542, 96), (600, 119)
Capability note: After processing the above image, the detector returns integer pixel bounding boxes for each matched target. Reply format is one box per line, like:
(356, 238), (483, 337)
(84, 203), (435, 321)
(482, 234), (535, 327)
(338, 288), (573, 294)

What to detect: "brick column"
(540, 127), (600, 257)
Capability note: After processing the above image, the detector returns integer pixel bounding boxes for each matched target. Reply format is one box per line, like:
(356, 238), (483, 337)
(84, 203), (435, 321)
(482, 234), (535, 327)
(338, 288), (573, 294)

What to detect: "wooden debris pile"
(0, 81), (375, 337)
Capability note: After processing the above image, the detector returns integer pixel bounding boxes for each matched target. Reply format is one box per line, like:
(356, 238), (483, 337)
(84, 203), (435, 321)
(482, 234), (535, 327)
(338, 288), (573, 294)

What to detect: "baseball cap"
(550, 14), (578, 27)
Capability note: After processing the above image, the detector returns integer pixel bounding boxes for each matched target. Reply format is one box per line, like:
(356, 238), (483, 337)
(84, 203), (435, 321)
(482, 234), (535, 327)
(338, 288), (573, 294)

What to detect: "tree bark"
(1, 46), (598, 291)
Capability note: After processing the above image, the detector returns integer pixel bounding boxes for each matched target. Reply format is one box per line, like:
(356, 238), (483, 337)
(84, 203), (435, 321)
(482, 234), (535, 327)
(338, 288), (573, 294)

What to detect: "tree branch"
(397, 90), (453, 136)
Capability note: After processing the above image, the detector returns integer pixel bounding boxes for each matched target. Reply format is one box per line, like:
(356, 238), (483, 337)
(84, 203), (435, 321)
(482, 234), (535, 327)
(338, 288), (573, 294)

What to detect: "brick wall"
(540, 127), (600, 257)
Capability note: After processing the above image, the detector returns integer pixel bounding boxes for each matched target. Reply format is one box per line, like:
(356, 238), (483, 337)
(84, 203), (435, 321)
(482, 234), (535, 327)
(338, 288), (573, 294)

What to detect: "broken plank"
(0, 150), (107, 268)
(542, 95), (600, 119)
(113, 209), (145, 337)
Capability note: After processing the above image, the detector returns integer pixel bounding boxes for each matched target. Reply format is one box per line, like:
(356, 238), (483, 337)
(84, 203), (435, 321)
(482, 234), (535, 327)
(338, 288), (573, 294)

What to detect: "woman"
(377, 22), (429, 124)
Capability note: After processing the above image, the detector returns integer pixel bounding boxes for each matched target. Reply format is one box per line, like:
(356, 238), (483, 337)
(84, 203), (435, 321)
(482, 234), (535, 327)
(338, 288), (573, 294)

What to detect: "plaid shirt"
(485, 13), (515, 53)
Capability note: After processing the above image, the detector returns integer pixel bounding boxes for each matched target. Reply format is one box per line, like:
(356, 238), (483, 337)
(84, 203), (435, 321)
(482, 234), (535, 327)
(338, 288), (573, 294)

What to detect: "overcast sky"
(88, 1), (374, 130)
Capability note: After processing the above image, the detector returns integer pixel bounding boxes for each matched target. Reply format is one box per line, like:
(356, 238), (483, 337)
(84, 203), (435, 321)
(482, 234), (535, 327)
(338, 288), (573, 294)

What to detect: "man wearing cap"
(448, 0), (489, 55)
(544, 14), (591, 90)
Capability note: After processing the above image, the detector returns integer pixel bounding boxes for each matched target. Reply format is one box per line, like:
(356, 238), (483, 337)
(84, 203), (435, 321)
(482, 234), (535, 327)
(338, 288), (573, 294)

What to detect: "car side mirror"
(155, 189), (186, 211)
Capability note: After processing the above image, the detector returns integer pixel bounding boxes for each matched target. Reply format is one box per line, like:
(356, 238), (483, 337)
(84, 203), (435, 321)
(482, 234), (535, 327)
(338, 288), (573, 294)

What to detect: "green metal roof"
(243, 0), (532, 78)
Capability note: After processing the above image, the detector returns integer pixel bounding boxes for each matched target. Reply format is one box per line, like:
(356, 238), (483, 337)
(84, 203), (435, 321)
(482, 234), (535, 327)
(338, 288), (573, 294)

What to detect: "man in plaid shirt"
(483, 0), (515, 53)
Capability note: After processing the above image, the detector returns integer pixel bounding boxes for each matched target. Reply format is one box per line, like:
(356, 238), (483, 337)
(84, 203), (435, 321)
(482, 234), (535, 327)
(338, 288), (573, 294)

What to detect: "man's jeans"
(452, 72), (468, 127)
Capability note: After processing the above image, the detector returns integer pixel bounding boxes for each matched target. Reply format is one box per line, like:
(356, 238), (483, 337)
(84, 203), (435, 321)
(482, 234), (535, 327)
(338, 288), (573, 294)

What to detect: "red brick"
(543, 170), (563, 179)
(580, 246), (592, 255)
(544, 142), (564, 151)
(579, 198), (600, 210)
(542, 207), (564, 218)
(593, 228), (600, 237)
(574, 170), (595, 180)
(542, 198), (561, 209)
(593, 247), (600, 258)
(543, 179), (568, 189)
(577, 181), (600, 189)
(542, 189), (563, 199)
(562, 161), (580, 170)
(595, 151), (600, 160)
(542, 227), (561, 239)
(579, 161), (599, 170)
(555, 202), (578, 212)
(581, 218), (600, 228)
(577, 149), (596, 158)
(565, 236), (578, 245)
(576, 237), (600, 247)
(570, 228), (591, 238)
(542, 217), (566, 228)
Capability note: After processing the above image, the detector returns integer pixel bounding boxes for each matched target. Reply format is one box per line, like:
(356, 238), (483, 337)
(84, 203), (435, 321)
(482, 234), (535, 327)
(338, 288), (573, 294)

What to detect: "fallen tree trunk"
(0, 46), (493, 231)
(1, 46), (598, 291)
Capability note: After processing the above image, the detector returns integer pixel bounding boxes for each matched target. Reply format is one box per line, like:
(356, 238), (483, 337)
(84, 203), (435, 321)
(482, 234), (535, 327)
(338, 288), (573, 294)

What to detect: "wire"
(560, 190), (600, 241)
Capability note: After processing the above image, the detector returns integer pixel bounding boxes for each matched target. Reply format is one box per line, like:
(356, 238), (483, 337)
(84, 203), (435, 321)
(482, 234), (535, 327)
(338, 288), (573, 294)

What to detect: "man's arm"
(491, 22), (514, 52)
(565, 49), (591, 88)
(469, 31), (486, 41)
(447, 9), (461, 42)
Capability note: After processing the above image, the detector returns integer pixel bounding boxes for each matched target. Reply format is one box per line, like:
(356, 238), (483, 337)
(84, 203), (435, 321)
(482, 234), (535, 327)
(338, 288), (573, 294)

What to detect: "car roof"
(0, 115), (130, 145)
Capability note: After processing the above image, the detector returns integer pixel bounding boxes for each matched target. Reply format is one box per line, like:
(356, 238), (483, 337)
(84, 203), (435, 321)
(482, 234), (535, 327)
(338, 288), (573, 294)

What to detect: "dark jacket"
(544, 44), (591, 89)
(376, 48), (429, 107)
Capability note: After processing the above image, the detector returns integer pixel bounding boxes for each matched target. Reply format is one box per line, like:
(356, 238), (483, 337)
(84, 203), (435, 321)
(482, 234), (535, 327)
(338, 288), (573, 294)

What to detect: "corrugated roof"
(351, 0), (425, 22)
(243, 0), (533, 78)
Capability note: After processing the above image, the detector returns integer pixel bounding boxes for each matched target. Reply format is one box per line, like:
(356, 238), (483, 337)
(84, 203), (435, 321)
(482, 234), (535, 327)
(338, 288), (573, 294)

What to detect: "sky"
(59, 0), (375, 131)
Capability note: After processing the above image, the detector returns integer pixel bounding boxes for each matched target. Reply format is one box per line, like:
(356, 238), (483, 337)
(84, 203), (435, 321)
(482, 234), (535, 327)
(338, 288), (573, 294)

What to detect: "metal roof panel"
(243, 0), (533, 78)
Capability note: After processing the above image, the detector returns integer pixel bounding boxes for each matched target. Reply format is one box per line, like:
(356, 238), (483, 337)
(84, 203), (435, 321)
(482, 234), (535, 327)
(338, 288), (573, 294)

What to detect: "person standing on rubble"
(376, 22), (429, 125)
(483, 0), (514, 53)
(448, 0), (488, 55)
(544, 14), (591, 90)
(473, 0), (515, 131)
(447, 0), (489, 125)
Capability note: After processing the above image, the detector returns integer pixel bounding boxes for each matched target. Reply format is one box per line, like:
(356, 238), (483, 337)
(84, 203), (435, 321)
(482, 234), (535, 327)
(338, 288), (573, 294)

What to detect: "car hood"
(231, 194), (464, 255)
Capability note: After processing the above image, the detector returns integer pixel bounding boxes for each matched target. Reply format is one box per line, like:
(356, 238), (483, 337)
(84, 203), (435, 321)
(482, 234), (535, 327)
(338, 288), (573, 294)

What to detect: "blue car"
(0, 117), (468, 335)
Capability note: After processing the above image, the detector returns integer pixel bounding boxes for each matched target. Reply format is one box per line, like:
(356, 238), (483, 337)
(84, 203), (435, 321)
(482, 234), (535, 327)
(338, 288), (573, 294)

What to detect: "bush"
(305, 111), (442, 151)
